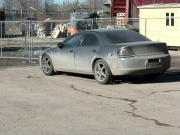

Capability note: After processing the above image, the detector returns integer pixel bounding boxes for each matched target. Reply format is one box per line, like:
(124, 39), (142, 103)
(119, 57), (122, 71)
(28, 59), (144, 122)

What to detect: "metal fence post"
(114, 18), (116, 28)
(51, 20), (53, 47)
(28, 21), (31, 63)
(91, 19), (93, 30)
(24, 22), (27, 58)
(145, 19), (147, 36)
(121, 19), (122, 28)
(30, 21), (33, 63)
(0, 21), (2, 58)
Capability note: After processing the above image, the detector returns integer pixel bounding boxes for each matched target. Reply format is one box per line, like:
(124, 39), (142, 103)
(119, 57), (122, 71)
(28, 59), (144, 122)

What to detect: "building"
(138, 3), (180, 49)
(103, 0), (180, 18)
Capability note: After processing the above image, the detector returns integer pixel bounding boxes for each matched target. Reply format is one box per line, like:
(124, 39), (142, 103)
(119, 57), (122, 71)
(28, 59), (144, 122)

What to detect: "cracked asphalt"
(0, 50), (180, 135)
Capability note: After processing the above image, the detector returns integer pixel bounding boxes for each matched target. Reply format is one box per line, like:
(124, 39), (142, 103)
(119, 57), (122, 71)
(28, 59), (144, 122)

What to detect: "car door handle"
(70, 50), (74, 53)
(92, 49), (96, 52)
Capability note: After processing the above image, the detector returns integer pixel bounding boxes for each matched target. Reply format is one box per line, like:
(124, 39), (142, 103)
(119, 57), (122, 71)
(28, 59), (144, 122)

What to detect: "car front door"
(54, 33), (83, 71)
(75, 32), (100, 73)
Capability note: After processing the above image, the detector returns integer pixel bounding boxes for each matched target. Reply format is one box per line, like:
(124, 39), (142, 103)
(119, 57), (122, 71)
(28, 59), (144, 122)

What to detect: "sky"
(54, 0), (63, 4)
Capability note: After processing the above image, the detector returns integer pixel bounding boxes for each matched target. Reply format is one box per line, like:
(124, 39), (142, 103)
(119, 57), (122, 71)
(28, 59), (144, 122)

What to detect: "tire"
(41, 54), (55, 76)
(143, 73), (160, 80)
(93, 59), (113, 84)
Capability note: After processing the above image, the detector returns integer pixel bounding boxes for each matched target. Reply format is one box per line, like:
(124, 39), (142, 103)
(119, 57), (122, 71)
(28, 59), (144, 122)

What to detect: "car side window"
(81, 33), (99, 46)
(63, 33), (83, 47)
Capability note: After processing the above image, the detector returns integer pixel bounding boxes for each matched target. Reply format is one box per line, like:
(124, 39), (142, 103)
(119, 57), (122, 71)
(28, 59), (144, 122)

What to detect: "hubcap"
(42, 56), (51, 74)
(95, 63), (106, 82)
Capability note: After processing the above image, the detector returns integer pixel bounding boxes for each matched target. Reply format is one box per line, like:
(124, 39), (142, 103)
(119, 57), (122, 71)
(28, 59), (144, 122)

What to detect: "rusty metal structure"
(104, 0), (180, 18)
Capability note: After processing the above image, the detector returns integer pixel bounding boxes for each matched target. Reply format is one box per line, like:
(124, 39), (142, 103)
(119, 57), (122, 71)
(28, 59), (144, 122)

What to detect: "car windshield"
(103, 30), (150, 44)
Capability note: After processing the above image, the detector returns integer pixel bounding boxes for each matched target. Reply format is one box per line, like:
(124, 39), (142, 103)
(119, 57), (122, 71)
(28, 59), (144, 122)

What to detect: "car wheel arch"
(41, 53), (57, 72)
(92, 58), (107, 72)
(93, 59), (114, 84)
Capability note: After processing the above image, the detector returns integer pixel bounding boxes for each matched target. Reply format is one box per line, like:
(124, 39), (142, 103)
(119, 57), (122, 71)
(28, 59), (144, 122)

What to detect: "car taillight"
(117, 47), (135, 57)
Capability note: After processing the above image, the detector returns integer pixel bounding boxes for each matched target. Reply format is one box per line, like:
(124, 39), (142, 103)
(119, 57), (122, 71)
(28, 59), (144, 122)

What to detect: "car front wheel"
(41, 54), (55, 76)
(93, 59), (113, 84)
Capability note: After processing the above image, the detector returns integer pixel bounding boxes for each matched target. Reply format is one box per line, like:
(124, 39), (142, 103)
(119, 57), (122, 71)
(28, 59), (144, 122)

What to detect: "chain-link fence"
(0, 17), (179, 62)
(0, 18), (129, 61)
(0, 20), (68, 62)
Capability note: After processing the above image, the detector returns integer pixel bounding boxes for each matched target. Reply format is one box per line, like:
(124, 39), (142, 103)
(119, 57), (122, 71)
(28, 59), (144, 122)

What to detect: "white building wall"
(138, 4), (180, 48)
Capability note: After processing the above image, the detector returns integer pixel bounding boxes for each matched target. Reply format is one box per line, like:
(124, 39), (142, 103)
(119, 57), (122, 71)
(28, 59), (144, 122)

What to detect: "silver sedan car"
(40, 29), (171, 84)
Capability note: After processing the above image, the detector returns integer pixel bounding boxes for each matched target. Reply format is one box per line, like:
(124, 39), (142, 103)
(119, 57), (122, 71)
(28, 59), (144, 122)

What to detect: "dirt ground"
(0, 50), (180, 135)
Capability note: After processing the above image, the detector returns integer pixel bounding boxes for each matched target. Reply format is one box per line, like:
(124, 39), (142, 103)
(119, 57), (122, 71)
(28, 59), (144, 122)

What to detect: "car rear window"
(103, 30), (150, 44)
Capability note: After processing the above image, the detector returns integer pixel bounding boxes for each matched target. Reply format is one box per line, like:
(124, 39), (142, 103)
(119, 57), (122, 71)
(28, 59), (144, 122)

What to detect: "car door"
(54, 33), (84, 71)
(75, 32), (100, 73)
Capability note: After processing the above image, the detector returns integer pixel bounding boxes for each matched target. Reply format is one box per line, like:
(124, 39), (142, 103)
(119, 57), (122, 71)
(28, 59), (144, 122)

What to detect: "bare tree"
(57, 0), (80, 19)
(86, 0), (105, 12)
(56, 0), (105, 19)
(2, 0), (52, 20)
(2, 0), (105, 20)
(43, 0), (55, 14)
(2, 0), (40, 10)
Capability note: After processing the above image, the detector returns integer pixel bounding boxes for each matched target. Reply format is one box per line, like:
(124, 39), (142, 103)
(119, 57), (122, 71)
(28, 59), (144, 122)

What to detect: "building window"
(166, 13), (169, 26)
(171, 13), (174, 26)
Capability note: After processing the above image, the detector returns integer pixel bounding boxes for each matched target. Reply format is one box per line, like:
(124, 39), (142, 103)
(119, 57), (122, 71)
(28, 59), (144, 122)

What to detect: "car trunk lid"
(124, 41), (168, 56)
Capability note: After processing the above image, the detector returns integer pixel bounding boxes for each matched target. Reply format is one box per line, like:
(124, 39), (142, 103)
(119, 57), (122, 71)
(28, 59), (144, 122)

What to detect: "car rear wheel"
(143, 73), (160, 80)
(94, 59), (113, 84)
(42, 54), (55, 76)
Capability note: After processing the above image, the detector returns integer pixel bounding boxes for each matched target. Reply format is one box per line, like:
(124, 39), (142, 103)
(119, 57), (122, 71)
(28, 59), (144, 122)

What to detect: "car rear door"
(75, 32), (101, 73)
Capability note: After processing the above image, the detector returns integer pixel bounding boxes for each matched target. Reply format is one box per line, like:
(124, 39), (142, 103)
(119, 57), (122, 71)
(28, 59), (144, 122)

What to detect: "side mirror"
(57, 42), (63, 49)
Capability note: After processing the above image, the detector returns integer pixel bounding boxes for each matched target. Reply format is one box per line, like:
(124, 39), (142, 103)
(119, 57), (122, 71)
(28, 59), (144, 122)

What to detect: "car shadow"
(56, 70), (180, 85)
(113, 70), (180, 84)
(55, 72), (95, 79)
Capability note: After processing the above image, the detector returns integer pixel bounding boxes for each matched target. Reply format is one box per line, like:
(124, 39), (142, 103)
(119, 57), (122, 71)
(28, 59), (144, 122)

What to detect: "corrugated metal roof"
(136, 0), (180, 6)
(138, 3), (180, 8)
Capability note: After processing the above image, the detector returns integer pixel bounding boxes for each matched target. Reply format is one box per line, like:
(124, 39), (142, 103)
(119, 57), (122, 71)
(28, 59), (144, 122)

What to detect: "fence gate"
(0, 21), (32, 62)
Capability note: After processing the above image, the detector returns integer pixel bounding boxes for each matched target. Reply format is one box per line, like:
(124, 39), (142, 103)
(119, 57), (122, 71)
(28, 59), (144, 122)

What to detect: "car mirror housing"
(57, 42), (63, 49)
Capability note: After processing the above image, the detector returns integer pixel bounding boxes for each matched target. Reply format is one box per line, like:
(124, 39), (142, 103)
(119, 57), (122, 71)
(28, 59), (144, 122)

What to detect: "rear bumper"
(108, 54), (171, 76)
